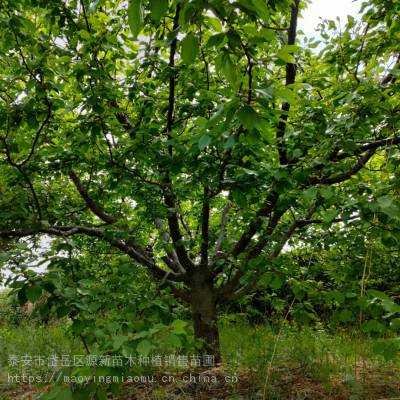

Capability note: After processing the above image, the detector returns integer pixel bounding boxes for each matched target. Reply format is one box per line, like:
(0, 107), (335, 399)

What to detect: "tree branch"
(1, 137), (43, 221)
(163, 182), (194, 270)
(19, 100), (52, 167)
(217, 207), (286, 299)
(108, 100), (135, 134)
(166, 3), (180, 141)
(381, 54), (400, 85)
(160, 4), (194, 271)
(332, 136), (400, 162)
(200, 187), (210, 266)
(276, 0), (300, 165)
(0, 225), (187, 282)
(155, 218), (186, 274)
(229, 191), (279, 258)
(79, 0), (91, 32)
(211, 202), (230, 262)
(220, 203), (317, 302)
(308, 149), (376, 186)
(69, 170), (118, 224)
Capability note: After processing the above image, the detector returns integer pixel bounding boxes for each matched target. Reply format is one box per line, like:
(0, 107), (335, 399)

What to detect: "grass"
(220, 318), (400, 399)
(0, 291), (82, 399)
(0, 302), (399, 399)
(0, 321), (82, 399)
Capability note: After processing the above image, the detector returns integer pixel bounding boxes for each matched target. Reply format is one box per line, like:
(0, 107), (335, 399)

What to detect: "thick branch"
(200, 187), (210, 266)
(155, 218), (186, 274)
(211, 202), (230, 262)
(163, 183), (194, 270)
(69, 170), (118, 224)
(332, 136), (400, 162)
(220, 204), (317, 302)
(160, 4), (194, 270)
(0, 225), (186, 283)
(219, 134), (400, 299)
(166, 4), (180, 138)
(230, 191), (279, 258)
(217, 207), (286, 299)
(276, 0), (300, 165)
(308, 149), (375, 186)
(245, 208), (287, 260)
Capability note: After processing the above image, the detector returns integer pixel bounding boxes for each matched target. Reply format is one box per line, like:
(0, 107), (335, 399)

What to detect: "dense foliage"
(0, 0), (399, 388)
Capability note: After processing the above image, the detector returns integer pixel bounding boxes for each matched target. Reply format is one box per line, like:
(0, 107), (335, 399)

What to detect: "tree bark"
(190, 271), (221, 364)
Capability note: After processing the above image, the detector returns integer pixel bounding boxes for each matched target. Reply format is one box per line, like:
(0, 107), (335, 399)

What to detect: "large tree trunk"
(190, 272), (221, 364)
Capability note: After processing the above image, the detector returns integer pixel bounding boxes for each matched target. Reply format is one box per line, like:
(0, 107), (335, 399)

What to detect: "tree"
(0, 0), (399, 361)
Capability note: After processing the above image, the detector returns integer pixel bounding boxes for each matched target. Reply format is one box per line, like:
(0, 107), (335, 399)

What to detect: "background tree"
(0, 0), (399, 360)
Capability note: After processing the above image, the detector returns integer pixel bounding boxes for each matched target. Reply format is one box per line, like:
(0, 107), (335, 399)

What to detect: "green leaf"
(0, 252), (9, 262)
(381, 299), (400, 314)
(207, 17), (223, 32)
(264, 31), (277, 43)
(237, 105), (259, 130)
(181, 33), (199, 65)
(251, 0), (270, 24)
(165, 28), (179, 46)
(206, 33), (226, 48)
(25, 284), (42, 302)
(128, 0), (144, 40)
(40, 386), (73, 400)
(56, 305), (71, 318)
(227, 29), (241, 49)
(270, 274), (283, 290)
(95, 388), (108, 400)
(150, 0), (168, 22)
(362, 320), (385, 334)
(275, 88), (296, 104)
(241, 167), (258, 176)
(164, 333), (182, 347)
(71, 319), (86, 335)
(276, 49), (295, 64)
(72, 367), (92, 378)
(171, 319), (187, 334)
(377, 195), (400, 220)
(137, 339), (152, 355)
(322, 209), (338, 223)
(338, 309), (353, 322)
(372, 339), (400, 361)
(347, 15), (355, 29)
(321, 187), (335, 200)
(303, 187), (318, 202)
(19, 17), (36, 33)
(224, 136), (235, 150)
(198, 135), (211, 150)
(367, 289), (390, 301)
(390, 318), (400, 331)
(113, 335), (129, 350)
(78, 30), (91, 41)
(218, 51), (238, 87)
(132, 330), (149, 340)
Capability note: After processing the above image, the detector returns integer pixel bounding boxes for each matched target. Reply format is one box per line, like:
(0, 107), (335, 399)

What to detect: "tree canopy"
(0, 0), (399, 358)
